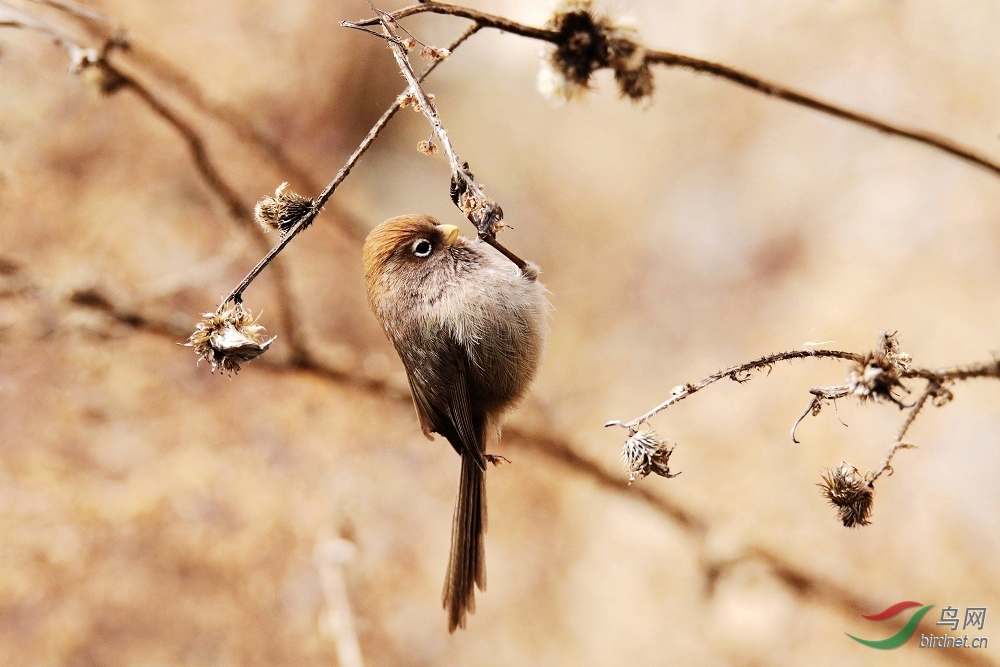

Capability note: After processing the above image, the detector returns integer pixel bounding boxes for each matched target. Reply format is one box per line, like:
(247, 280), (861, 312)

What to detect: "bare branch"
(347, 0), (1000, 180)
(217, 22), (482, 308)
(866, 380), (940, 484)
(349, 0), (558, 42)
(605, 349), (863, 432)
(644, 49), (1000, 178)
(342, 2), (529, 273)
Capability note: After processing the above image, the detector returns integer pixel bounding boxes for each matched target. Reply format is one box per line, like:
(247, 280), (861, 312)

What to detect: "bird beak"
(436, 224), (460, 247)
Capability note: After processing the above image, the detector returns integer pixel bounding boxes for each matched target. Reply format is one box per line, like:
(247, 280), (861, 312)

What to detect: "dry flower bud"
(420, 46), (450, 60)
(416, 139), (438, 155)
(876, 330), (912, 371)
(538, 1), (653, 104)
(397, 92), (418, 109)
(621, 428), (679, 484)
(846, 332), (910, 405)
(254, 183), (313, 235)
(401, 37), (416, 51)
(187, 302), (275, 374)
(818, 461), (874, 528)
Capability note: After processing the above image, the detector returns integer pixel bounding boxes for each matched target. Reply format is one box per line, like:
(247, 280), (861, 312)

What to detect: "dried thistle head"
(819, 461), (874, 528)
(254, 183), (313, 236)
(875, 330), (912, 371)
(187, 302), (275, 374)
(417, 139), (438, 155)
(538, 0), (654, 104)
(621, 428), (679, 484)
(847, 331), (910, 405)
(536, 58), (589, 104)
(397, 91), (419, 110)
(608, 36), (654, 102)
(419, 45), (451, 60)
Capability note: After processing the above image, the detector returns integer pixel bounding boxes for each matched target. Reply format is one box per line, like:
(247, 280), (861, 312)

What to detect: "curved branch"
(606, 349), (863, 431)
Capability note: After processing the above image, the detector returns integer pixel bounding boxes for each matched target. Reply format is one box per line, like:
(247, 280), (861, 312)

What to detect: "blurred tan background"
(1, 0), (998, 665)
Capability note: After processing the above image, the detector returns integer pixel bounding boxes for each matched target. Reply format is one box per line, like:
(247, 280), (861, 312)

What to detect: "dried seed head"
(621, 428), (679, 484)
(536, 58), (589, 105)
(607, 34), (654, 102)
(397, 91), (418, 109)
(401, 37), (416, 51)
(613, 62), (654, 102)
(419, 45), (450, 60)
(254, 183), (313, 235)
(417, 139), (438, 155)
(846, 331), (910, 405)
(819, 461), (874, 528)
(876, 330), (912, 371)
(538, 1), (654, 104)
(187, 302), (275, 374)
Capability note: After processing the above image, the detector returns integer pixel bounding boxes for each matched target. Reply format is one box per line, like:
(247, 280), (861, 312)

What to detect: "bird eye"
(412, 239), (432, 257)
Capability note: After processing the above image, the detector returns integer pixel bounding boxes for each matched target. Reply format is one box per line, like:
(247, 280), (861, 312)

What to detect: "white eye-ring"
(412, 239), (432, 257)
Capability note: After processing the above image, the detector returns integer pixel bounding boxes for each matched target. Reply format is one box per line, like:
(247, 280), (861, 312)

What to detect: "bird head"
(362, 214), (463, 308)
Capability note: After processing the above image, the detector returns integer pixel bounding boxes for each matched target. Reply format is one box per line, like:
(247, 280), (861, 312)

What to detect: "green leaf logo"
(847, 603), (934, 650)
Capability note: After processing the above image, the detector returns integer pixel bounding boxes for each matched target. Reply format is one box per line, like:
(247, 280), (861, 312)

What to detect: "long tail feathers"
(442, 454), (487, 632)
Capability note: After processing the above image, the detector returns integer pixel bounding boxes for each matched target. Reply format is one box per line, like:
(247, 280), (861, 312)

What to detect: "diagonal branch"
(643, 49), (1000, 178)
(217, 22), (482, 308)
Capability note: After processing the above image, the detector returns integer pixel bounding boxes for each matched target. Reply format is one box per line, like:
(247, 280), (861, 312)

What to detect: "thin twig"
(605, 349), (863, 432)
(903, 359), (1000, 382)
(218, 22), (482, 308)
(867, 381), (938, 483)
(22, 0), (345, 225)
(349, 1), (1000, 181)
(790, 385), (850, 444)
(349, 0), (557, 42)
(344, 2), (513, 248)
(644, 49), (1000, 178)
(0, 1), (84, 50)
(342, 4), (530, 270)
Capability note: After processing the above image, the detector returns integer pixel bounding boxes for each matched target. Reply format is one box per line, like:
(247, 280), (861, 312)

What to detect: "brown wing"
(401, 347), (487, 471)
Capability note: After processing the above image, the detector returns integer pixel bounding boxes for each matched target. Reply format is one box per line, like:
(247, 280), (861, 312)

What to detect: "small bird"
(363, 214), (548, 632)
